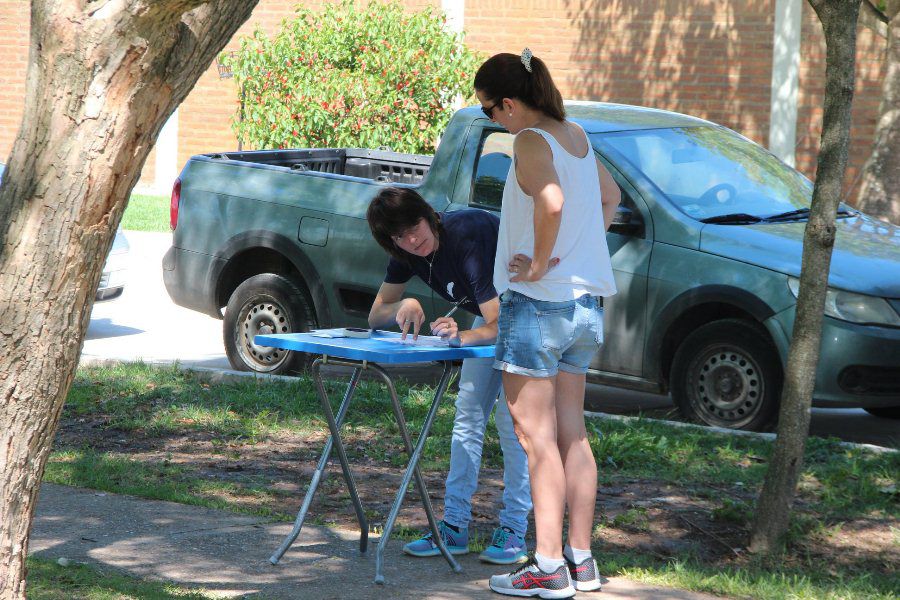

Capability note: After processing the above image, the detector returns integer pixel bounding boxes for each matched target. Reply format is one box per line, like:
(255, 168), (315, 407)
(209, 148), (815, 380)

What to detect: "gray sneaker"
(565, 555), (601, 591)
(488, 554), (575, 598)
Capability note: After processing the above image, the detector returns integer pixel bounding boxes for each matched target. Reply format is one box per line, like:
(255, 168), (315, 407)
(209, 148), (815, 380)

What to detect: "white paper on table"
(380, 335), (449, 347)
(309, 328), (346, 338)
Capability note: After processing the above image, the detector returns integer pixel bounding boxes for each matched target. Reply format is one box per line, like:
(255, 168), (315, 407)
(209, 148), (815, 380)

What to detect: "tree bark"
(0, 1), (258, 597)
(749, 0), (861, 554)
(857, 0), (900, 224)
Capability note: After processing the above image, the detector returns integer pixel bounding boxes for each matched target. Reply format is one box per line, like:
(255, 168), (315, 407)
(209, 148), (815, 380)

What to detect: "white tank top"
(493, 123), (618, 301)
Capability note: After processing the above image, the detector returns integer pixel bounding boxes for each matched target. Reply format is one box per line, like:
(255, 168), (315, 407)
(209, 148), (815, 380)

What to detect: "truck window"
(470, 131), (514, 210)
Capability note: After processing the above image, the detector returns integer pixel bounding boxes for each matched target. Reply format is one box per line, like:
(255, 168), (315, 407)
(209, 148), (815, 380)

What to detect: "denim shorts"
(494, 290), (604, 378)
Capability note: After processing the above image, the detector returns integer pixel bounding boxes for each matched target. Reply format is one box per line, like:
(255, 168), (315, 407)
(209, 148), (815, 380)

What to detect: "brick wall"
(797, 3), (886, 198)
(0, 1), (888, 202)
(468, 1), (776, 144)
(0, 1), (29, 161)
(466, 0), (886, 201)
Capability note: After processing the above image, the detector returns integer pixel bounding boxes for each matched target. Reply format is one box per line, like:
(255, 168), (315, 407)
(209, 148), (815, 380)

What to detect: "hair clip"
(520, 48), (533, 73)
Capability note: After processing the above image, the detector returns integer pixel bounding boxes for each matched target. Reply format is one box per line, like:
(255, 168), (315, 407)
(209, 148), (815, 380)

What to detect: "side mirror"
(608, 205), (643, 237)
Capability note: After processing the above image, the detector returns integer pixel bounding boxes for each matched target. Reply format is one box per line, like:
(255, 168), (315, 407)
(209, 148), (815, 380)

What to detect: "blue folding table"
(255, 329), (495, 584)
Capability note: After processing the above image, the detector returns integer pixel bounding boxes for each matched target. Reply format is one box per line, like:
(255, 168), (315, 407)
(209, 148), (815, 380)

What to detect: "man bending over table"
(366, 187), (532, 565)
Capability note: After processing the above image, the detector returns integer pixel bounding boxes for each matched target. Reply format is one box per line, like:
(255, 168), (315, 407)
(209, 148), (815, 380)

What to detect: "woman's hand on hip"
(509, 253), (560, 282)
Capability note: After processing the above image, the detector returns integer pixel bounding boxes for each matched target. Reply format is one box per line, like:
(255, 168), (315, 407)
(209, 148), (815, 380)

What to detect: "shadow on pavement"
(32, 483), (722, 600)
(84, 318), (145, 340)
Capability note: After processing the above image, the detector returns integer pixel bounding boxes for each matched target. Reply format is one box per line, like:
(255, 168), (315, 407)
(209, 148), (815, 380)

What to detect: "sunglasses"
(481, 100), (502, 119)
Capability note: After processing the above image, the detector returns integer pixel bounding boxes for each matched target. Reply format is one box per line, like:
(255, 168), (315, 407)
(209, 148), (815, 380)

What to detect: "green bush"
(224, 0), (482, 154)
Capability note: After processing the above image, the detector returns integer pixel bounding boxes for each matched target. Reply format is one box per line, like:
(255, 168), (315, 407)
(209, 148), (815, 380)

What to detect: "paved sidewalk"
(32, 484), (724, 599)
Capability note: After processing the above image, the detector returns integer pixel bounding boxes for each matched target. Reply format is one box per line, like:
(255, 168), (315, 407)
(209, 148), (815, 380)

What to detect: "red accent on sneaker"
(514, 570), (563, 589)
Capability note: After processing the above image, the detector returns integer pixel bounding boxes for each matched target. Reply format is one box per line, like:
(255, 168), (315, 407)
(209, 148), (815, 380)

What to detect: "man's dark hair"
(367, 187), (443, 262)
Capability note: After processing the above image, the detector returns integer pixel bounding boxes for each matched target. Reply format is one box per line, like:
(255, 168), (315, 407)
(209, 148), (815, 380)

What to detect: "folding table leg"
(269, 361), (366, 565)
(373, 361), (461, 584)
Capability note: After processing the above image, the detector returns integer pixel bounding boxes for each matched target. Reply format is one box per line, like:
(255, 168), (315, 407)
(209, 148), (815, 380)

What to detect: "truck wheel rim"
(689, 344), (764, 428)
(237, 300), (291, 372)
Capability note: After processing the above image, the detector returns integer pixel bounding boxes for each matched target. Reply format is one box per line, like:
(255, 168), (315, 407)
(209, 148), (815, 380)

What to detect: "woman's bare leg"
(555, 370), (596, 551)
(503, 371), (565, 558)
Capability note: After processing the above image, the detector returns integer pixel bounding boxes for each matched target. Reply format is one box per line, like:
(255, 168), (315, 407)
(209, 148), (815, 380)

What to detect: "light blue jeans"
(442, 317), (532, 538)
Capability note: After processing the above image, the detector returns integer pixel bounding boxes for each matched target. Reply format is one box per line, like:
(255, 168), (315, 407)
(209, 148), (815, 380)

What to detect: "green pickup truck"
(163, 103), (900, 431)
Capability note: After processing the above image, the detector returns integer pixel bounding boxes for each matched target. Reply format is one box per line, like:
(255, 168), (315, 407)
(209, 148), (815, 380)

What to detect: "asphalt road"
(84, 231), (899, 449)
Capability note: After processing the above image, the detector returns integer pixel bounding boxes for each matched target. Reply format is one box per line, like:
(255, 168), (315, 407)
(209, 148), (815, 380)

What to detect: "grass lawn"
(121, 193), (169, 232)
(43, 362), (900, 600)
(27, 557), (216, 600)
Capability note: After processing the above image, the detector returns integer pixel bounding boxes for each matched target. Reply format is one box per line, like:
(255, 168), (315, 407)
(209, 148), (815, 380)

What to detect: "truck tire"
(223, 273), (317, 374)
(670, 319), (781, 431)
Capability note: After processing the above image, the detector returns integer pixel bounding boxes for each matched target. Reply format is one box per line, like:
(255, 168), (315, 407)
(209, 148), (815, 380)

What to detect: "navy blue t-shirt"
(384, 209), (499, 317)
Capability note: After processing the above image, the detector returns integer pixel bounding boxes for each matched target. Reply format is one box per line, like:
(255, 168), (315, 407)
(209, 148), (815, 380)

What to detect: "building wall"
(465, 0), (886, 201)
(797, 4), (886, 198)
(0, 1), (888, 202)
(468, 1), (776, 154)
(0, 1), (29, 159)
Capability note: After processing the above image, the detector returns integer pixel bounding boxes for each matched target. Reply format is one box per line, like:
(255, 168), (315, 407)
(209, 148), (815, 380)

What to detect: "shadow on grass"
(64, 363), (899, 520)
(592, 534), (899, 600)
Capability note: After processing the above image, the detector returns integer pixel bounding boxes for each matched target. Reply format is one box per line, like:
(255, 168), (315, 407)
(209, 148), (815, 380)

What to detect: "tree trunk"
(0, 1), (258, 597)
(857, 1), (900, 224)
(749, 0), (861, 554)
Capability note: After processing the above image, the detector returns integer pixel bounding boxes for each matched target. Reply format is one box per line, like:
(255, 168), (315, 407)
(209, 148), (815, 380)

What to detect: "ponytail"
(474, 50), (565, 121)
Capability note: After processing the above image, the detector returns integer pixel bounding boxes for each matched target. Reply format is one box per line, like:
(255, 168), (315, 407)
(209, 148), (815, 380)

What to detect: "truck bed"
(204, 148), (432, 185)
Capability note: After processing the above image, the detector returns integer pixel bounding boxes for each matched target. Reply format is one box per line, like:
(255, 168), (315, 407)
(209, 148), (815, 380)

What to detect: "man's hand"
(430, 316), (460, 345)
(509, 254), (560, 283)
(396, 298), (426, 340)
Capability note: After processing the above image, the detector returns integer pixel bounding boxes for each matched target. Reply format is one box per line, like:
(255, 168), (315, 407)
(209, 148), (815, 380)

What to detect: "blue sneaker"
(478, 526), (528, 564)
(402, 520), (469, 557)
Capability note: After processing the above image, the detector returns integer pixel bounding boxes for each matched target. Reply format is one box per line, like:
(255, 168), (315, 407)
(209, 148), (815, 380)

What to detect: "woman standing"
(474, 49), (620, 599)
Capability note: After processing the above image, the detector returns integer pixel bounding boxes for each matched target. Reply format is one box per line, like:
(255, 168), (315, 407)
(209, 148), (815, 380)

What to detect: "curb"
(583, 410), (898, 454)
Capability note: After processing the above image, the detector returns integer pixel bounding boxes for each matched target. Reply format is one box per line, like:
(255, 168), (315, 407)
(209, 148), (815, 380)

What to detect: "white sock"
(563, 544), (592, 564)
(534, 551), (566, 573)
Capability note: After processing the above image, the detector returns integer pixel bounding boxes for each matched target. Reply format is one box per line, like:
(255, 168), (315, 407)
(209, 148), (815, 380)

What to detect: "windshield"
(592, 126), (824, 221)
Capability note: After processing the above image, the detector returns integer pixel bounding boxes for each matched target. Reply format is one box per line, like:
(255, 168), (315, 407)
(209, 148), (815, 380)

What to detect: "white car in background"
(0, 161), (128, 301)
(96, 229), (129, 301)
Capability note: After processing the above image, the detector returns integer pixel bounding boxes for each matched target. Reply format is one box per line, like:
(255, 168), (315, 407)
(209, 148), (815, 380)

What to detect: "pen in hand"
(431, 296), (467, 336)
(441, 296), (467, 320)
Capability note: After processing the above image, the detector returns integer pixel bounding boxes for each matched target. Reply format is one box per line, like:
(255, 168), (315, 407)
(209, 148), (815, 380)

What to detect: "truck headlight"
(788, 277), (900, 326)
